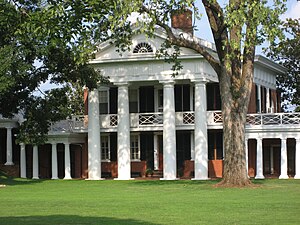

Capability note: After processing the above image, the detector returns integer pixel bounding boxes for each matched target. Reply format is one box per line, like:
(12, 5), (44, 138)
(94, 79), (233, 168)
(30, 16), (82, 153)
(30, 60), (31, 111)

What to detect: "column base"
(32, 177), (39, 180)
(63, 177), (72, 180)
(294, 175), (300, 179)
(114, 178), (135, 180)
(4, 162), (14, 166)
(279, 175), (289, 179)
(51, 177), (59, 180)
(191, 177), (210, 181)
(160, 178), (180, 181)
(85, 178), (105, 180)
(255, 175), (265, 179)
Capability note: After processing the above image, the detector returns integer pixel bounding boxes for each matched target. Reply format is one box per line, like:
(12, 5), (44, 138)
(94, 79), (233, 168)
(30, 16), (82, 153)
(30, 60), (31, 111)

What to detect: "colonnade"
(19, 142), (72, 179)
(246, 137), (300, 179)
(87, 79), (209, 180)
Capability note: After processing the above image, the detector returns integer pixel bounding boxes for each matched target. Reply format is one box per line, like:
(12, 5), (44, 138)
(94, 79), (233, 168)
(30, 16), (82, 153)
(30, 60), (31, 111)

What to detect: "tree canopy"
(268, 18), (300, 112)
(0, 0), (118, 144)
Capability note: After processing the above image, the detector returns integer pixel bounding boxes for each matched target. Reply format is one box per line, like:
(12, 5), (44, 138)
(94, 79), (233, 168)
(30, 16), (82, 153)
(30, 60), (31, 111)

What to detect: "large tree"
(0, 0), (118, 144)
(110, 0), (286, 186)
(269, 18), (300, 112)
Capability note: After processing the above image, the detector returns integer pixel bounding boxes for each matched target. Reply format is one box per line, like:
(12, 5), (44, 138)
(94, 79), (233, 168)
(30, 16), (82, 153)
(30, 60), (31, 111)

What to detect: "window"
(99, 90), (108, 114)
(133, 42), (153, 53)
(130, 134), (140, 160)
(101, 135), (110, 161)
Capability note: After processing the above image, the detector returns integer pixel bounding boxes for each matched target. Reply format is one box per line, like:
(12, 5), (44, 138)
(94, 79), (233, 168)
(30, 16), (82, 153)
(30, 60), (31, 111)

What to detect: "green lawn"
(0, 174), (299, 225)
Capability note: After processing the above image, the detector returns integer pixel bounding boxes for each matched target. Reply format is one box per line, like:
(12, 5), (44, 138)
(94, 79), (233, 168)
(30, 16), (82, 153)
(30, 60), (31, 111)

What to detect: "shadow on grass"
(130, 179), (222, 186)
(0, 172), (43, 186)
(0, 215), (158, 225)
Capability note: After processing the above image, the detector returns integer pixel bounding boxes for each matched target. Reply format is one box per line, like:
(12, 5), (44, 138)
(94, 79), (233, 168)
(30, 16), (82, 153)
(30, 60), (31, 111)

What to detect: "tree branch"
(140, 5), (221, 74)
(202, 0), (228, 65)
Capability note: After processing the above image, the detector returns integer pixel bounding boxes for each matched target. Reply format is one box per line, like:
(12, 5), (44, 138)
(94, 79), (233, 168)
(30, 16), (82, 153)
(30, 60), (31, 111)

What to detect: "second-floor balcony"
(49, 111), (300, 133)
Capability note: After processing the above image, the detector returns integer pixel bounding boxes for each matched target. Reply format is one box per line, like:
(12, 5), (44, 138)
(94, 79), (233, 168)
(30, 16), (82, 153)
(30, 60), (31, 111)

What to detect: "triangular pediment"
(91, 30), (203, 63)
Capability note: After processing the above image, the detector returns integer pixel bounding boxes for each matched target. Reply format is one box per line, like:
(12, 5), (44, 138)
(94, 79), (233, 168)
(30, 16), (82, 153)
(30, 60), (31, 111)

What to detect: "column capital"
(160, 80), (175, 86)
(114, 82), (129, 87)
(20, 143), (25, 147)
(62, 141), (70, 146)
(256, 137), (263, 141)
(191, 78), (208, 84)
(49, 141), (57, 145)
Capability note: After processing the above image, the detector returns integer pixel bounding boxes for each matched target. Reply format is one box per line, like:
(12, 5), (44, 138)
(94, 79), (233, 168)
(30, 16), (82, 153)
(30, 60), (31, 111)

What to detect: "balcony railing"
(246, 113), (300, 126)
(138, 112), (163, 126)
(49, 111), (300, 133)
(207, 111), (300, 126)
(49, 120), (73, 133)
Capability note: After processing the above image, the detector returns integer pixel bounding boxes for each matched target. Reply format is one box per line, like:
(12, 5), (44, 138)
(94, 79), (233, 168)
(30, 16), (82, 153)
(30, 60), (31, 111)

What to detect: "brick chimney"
(171, 9), (193, 35)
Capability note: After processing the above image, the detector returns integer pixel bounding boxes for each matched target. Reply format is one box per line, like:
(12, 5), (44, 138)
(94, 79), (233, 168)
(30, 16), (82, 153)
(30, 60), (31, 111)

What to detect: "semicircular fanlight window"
(133, 42), (153, 53)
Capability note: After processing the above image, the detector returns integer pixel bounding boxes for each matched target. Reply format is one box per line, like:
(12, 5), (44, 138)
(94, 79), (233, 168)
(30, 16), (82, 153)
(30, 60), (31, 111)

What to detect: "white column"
(294, 138), (300, 179)
(245, 138), (249, 177)
(64, 142), (72, 179)
(191, 131), (195, 160)
(116, 83), (131, 180)
(266, 87), (270, 112)
(88, 89), (102, 180)
(192, 79), (208, 180)
(255, 138), (264, 179)
(32, 145), (39, 179)
(257, 84), (261, 113)
(5, 127), (14, 165)
(51, 142), (58, 179)
(20, 143), (26, 178)
(279, 138), (289, 179)
(154, 134), (159, 170)
(161, 81), (177, 180)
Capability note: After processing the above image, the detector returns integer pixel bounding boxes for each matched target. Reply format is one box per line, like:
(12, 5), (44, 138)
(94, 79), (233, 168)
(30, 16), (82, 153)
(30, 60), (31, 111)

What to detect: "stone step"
(152, 170), (163, 178)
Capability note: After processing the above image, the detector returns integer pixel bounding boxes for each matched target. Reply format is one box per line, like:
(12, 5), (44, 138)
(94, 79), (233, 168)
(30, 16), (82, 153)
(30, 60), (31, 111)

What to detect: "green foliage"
(156, 41), (183, 76)
(0, 0), (116, 144)
(17, 87), (71, 145)
(268, 19), (300, 112)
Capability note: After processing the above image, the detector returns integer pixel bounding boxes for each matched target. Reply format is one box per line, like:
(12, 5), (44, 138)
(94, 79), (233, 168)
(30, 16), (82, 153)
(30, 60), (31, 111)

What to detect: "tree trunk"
(217, 68), (252, 187)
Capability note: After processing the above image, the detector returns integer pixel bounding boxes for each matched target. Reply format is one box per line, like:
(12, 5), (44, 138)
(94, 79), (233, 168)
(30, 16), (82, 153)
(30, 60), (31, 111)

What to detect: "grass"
(0, 173), (300, 225)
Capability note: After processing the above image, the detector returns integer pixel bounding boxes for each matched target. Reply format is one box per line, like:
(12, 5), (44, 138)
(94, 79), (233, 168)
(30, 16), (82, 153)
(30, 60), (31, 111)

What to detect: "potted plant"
(145, 168), (154, 177)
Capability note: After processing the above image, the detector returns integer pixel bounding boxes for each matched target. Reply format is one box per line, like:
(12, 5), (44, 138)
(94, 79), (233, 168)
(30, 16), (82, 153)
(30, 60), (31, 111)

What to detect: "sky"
(194, 0), (300, 53)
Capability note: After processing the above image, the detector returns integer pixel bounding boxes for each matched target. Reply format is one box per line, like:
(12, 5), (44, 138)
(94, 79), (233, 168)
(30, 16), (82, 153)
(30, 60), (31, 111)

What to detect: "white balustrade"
(48, 112), (300, 133)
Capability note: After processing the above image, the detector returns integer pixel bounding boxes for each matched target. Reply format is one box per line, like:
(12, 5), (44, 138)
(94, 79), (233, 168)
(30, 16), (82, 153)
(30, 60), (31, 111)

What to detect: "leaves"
(0, 0), (116, 144)
(268, 18), (300, 111)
